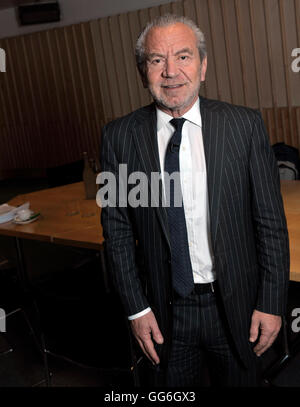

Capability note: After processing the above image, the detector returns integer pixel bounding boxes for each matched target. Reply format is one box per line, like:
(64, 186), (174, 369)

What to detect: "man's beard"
(149, 82), (201, 112)
(147, 70), (203, 113)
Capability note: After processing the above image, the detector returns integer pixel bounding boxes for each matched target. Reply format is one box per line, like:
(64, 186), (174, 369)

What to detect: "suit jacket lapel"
(200, 97), (226, 247)
(132, 104), (171, 250)
(131, 99), (226, 251)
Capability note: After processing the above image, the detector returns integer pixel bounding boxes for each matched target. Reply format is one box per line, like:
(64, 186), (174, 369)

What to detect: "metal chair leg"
(14, 237), (52, 386)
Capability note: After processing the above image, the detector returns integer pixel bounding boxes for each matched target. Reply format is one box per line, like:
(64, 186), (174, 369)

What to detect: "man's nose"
(162, 58), (178, 78)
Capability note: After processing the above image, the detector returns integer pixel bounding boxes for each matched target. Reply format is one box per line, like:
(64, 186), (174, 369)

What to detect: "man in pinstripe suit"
(100, 14), (289, 386)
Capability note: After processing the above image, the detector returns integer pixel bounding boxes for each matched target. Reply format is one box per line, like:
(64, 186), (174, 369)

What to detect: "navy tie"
(164, 118), (194, 297)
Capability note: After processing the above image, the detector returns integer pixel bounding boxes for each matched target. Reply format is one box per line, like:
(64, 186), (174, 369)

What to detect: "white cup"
(17, 208), (32, 221)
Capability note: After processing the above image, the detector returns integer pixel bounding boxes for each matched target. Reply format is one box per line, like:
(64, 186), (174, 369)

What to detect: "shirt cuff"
(128, 307), (152, 320)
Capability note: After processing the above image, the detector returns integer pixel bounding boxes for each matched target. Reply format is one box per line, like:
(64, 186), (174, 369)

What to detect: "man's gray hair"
(135, 14), (207, 78)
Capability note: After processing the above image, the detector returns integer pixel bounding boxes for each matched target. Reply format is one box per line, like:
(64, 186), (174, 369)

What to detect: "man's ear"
(140, 72), (148, 88)
(200, 56), (207, 82)
(137, 64), (148, 88)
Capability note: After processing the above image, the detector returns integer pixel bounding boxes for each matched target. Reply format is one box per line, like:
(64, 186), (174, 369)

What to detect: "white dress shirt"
(128, 98), (216, 320)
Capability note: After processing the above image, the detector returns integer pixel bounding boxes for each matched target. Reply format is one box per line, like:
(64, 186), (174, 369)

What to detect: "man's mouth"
(162, 84), (184, 89)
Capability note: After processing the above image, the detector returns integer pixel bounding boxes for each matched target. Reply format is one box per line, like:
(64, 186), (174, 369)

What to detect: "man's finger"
(249, 316), (260, 343)
(136, 336), (158, 365)
(253, 333), (269, 354)
(151, 325), (164, 345)
(143, 337), (160, 364)
(253, 332), (278, 356)
(130, 311), (162, 364)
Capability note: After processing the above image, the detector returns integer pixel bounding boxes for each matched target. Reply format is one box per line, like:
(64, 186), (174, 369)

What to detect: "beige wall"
(0, 0), (299, 172)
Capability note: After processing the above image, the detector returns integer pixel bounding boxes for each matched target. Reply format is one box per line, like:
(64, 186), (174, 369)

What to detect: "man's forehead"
(145, 23), (197, 52)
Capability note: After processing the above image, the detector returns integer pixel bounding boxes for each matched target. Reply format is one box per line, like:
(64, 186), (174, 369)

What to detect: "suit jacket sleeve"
(100, 125), (150, 316)
(249, 111), (290, 315)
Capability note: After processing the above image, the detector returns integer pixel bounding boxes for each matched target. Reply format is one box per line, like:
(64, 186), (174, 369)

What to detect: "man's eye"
(179, 55), (188, 61)
(152, 58), (161, 64)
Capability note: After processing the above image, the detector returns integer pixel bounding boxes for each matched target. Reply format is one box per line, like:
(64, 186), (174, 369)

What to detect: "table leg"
(99, 248), (110, 294)
(13, 237), (51, 386)
(14, 237), (29, 289)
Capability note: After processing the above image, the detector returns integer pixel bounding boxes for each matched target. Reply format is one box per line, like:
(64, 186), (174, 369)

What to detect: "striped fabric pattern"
(165, 290), (260, 386)
(100, 96), (290, 370)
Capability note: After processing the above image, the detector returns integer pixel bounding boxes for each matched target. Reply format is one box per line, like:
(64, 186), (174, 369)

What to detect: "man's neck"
(156, 95), (199, 118)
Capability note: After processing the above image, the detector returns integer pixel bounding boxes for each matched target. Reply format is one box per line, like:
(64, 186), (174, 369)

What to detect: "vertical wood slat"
(90, 20), (113, 121)
(221, 0), (245, 106)
(296, 108), (300, 149)
(119, 13), (140, 113)
(264, 0), (288, 108)
(4, 39), (27, 168)
(207, 0), (232, 102)
(127, 11), (149, 108)
(296, 0), (300, 45)
(72, 25), (90, 123)
(262, 106), (300, 150)
(280, 0), (300, 107)
(194, 0), (218, 99)
(249, 0), (273, 108)
(0, 0), (299, 174)
(170, 1), (184, 15)
(109, 15), (132, 116)
(2, 38), (23, 125)
(54, 29), (72, 163)
(235, 0), (260, 108)
(99, 18), (123, 118)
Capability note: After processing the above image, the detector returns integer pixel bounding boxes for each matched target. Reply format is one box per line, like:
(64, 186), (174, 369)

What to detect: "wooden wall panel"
(221, 0), (245, 106)
(0, 0), (299, 174)
(194, 0), (217, 99)
(90, 20), (113, 121)
(235, 0), (260, 108)
(250, 0), (273, 108)
(127, 11), (149, 109)
(280, 0), (300, 107)
(264, 0), (288, 107)
(208, 0), (232, 102)
(262, 107), (300, 149)
(119, 13), (141, 113)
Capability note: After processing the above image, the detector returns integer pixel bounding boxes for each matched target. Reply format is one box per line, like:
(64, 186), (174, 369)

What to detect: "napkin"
(0, 202), (30, 224)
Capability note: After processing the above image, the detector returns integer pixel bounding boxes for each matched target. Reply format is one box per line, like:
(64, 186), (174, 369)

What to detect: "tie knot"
(170, 118), (186, 132)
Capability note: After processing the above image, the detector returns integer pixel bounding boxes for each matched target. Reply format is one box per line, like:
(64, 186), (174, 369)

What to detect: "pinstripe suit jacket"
(100, 97), (289, 368)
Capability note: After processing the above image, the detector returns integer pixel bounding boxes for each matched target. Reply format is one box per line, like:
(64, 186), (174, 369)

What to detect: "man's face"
(143, 22), (207, 117)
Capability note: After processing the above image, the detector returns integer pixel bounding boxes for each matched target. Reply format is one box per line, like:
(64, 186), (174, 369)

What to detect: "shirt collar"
(156, 97), (202, 131)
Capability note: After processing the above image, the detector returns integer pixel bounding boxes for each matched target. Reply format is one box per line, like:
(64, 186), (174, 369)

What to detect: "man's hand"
(130, 310), (164, 365)
(249, 310), (282, 356)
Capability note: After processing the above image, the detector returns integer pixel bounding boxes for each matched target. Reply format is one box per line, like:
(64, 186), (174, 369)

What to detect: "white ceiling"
(0, 1), (51, 10)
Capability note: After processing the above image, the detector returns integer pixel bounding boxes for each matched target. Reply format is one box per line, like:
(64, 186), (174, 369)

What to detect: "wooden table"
(0, 182), (107, 291)
(280, 180), (300, 283)
(0, 182), (103, 250)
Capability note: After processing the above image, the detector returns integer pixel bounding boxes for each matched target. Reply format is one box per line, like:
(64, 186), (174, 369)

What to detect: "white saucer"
(13, 213), (40, 225)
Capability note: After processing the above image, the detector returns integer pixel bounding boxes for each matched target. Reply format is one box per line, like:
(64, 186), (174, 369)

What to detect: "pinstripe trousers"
(146, 285), (261, 387)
